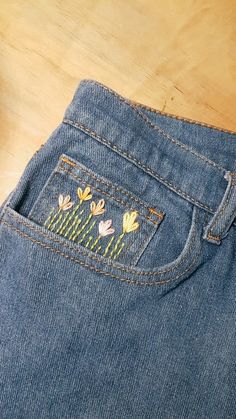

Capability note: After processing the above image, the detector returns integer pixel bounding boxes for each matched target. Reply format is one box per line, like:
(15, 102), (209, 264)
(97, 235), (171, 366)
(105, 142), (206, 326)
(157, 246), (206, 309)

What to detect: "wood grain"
(0, 0), (235, 203)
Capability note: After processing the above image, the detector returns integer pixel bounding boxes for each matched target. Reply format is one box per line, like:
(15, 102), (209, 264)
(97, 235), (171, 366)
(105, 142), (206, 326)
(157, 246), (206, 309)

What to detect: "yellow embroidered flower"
(77, 186), (92, 201)
(123, 211), (139, 233)
(90, 199), (105, 216)
(58, 194), (74, 211)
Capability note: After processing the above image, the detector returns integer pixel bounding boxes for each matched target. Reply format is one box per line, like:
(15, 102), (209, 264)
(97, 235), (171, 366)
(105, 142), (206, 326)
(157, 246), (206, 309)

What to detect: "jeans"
(0, 80), (235, 418)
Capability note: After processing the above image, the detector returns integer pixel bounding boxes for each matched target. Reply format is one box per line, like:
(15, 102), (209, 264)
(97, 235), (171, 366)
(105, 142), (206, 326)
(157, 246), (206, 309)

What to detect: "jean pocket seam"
(1, 215), (202, 287)
(3, 206), (202, 279)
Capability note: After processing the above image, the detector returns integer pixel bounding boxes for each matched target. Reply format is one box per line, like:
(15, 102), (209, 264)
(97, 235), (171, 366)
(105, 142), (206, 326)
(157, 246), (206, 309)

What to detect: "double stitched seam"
(82, 80), (236, 136)
(1, 219), (201, 286)
(80, 80), (230, 168)
(5, 210), (199, 276)
(60, 166), (163, 225)
(60, 156), (164, 219)
(63, 119), (215, 214)
(128, 106), (225, 172)
(131, 102), (236, 135)
(208, 174), (236, 238)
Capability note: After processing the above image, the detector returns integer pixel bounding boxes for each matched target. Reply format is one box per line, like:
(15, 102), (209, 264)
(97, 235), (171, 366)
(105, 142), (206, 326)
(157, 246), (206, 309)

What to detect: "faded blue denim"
(0, 80), (236, 418)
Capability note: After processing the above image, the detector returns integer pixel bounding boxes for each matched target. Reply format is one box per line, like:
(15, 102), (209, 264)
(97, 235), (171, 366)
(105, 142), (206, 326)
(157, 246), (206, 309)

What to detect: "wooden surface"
(0, 0), (235, 203)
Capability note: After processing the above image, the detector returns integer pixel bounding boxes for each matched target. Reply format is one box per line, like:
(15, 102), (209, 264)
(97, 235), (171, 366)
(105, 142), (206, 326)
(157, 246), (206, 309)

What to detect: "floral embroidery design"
(110, 211), (139, 259)
(43, 186), (140, 262)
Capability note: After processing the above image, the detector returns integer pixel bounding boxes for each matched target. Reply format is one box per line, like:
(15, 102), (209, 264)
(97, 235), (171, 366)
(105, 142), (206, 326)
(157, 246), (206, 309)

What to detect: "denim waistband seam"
(79, 81), (225, 173)
(129, 105), (225, 173)
(81, 79), (236, 136)
(63, 118), (215, 214)
(131, 101), (236, 135)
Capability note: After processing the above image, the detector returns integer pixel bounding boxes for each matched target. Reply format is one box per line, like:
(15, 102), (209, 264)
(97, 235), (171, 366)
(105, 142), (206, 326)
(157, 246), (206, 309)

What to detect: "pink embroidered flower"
(98, 219), (115, 237)
(90, 199), (105, 216)
(58, 194), (74, 211)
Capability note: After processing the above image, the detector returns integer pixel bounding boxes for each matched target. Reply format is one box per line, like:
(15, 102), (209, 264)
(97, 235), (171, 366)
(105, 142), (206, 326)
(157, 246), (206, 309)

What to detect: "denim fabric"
(0, 80), (236, 418)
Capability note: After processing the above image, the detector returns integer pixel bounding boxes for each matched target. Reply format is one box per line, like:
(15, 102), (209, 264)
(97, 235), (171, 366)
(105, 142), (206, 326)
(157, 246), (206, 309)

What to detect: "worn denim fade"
(0, 80), (236, 418)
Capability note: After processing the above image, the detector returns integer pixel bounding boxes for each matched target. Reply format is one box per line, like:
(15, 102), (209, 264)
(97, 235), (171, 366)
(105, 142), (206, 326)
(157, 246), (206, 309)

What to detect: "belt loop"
(203, 171), (236, 245)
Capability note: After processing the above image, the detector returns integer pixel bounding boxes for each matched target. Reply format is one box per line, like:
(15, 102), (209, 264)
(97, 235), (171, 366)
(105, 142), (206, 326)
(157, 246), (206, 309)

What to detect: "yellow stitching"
(60, 156), (76, 167)
(63, 119), (216, 214)
(1, 219), (201, 286)
(60, 166), (161, 225)
(6, 210), (199, 277)
(148, 207), (164, 219)
(60, 156), (164, 221)
(207, 233), (220, 241)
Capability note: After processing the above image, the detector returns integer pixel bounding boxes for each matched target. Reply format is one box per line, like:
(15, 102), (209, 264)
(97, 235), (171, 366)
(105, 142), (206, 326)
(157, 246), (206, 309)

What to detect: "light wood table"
(0, 0), (235, 203)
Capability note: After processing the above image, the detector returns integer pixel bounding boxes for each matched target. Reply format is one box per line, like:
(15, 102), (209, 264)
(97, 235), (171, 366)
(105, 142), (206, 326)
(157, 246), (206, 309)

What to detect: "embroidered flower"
(58, 194), (74, 211)
(122, 211), (139, 233)
(90, 199), (105, 216)
(77, 186), (92, 201)
(98, 219), (115, 237)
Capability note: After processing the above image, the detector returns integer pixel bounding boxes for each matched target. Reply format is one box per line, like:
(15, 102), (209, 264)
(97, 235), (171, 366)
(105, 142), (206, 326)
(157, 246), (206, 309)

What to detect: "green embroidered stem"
(56, 211), (70, 234)
(60, 208), (84, 236)
(95, 245), (102, 254)
(51, 212), (64, 232)
(58, 201), (82, 233)
(64, 215), (79, 239)
(72, 213), (93, 241)
(113, 243), (125, 260)
(85, 236), (93, 248)
(90, 235), (101, 251)
(44, 208), (55, 227)
(110, 233), (125, 258)
(77, 220), (96, 244)
(68, 217), (83, 240)
(47, 209), (61, 230)
(103, 236), (114, 257)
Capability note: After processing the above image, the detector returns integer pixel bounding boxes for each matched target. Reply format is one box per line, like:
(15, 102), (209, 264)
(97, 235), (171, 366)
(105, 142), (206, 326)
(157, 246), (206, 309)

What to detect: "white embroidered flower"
(98, 219), (115, 237)
(58, 194), (74, 211)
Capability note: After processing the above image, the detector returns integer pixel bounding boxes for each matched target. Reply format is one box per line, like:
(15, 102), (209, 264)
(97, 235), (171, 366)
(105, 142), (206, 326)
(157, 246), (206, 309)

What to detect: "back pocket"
(28, 154), (164, 266)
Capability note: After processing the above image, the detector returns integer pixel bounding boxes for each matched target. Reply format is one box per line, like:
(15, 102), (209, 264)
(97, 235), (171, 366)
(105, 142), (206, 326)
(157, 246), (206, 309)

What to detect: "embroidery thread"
(90, 219), (115, 251)
(110, 211), (139, 259)
(57, 187), (92, 235)
(43, 187), (140, 262)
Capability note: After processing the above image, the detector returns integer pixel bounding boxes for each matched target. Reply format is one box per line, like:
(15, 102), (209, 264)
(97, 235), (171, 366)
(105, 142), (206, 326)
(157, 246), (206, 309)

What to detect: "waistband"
(63, 80), (236, 243)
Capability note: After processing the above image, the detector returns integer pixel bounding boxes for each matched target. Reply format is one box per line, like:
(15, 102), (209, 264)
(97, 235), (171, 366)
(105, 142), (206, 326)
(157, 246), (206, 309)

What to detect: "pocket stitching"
(1, 218), (201, 286)
(60, 155), (164, 222)
(5, 208), (200, 277)
(59, 165), (161, 226)
(63, 120), (216, 214)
